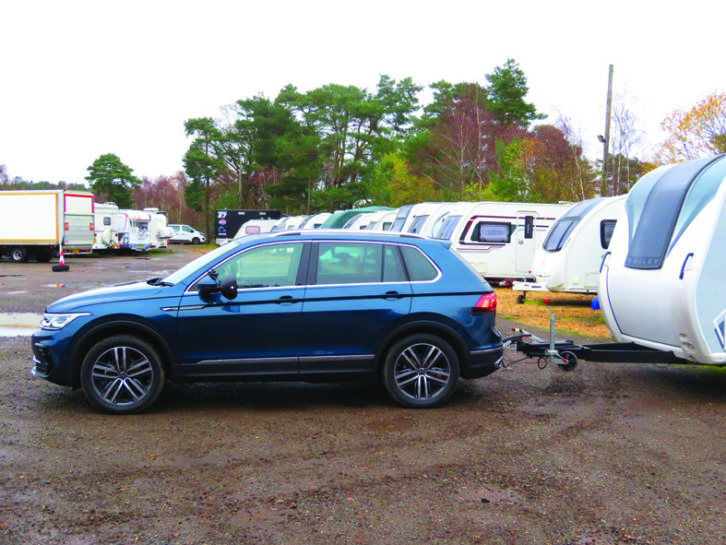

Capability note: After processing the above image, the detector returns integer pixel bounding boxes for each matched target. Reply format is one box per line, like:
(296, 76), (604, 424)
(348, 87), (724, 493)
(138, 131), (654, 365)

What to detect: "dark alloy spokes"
(394, 343), (451, 400)
(91, 346), (154, 405)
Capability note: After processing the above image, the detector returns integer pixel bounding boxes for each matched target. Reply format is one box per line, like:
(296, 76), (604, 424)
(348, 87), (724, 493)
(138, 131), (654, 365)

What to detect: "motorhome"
(512, 196), (626, 299)
(93, 202), (120, 251)
(599, 154), (726, 366)
(445, 201), (573, 281)
(144, 208), (173, 248)
(116, 209), (152, 252)
(0, 189), (94, 262)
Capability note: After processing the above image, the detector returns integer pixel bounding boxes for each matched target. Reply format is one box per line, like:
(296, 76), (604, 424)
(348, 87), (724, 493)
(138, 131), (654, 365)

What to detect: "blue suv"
(32, 231), (503, 413)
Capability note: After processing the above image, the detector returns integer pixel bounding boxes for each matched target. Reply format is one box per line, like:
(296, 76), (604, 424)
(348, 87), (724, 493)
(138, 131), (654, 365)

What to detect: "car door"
(298, 241), (412, 377)
(175, 241), (308, 379)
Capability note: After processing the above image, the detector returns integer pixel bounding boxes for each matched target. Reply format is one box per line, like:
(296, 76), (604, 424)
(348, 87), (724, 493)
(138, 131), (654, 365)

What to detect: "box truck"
(0, 190), (94, 262)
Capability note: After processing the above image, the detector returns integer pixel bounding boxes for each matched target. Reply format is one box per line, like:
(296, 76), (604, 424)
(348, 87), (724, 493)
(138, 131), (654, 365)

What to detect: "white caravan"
(298, 212), (331, 229)
(446, 201), (573, 281)
(233, 218), (279, 238)
(365, 210), (397, 231)
(116, 209), (152, 252)
(397, 202), (462, 236)
(93, 202), (120, 251)
(513, 196), (626, 298)
(600, 154), (726, 366)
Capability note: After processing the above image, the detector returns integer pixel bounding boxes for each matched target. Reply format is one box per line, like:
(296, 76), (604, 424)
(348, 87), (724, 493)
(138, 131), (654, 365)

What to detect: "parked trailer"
(214, 209), (282, 245)
(512, 196), (626, 300)
(0, 190), (94, 262)
(513, 154), (726, 369)
(399, 202), (468, 236)
(446, 201), (573, 281)
(93, 202), (120, 251)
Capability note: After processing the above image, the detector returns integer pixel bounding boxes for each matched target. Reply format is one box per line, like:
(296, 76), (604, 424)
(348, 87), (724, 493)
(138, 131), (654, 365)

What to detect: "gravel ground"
(1, 247), (725, 545)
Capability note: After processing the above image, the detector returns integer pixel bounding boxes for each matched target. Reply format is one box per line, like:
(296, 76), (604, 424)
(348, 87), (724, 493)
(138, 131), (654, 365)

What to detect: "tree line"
(2, 60), (724, 235)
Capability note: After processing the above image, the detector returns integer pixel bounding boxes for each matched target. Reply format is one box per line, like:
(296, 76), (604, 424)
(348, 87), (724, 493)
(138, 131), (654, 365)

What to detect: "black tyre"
(80, 335), (165, 414)
(35, 251), (52, 263)
(10, 246), (28, 263)
(191, 237), (200, 245)
(382, 334), (460, 408)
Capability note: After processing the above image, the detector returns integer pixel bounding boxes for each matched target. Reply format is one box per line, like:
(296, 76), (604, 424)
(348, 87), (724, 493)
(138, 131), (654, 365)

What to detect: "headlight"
(40, 313), (90, 331)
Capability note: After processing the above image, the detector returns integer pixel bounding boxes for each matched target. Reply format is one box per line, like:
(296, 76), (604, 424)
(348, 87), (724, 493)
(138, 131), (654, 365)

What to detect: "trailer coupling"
(501, 299), (687, 371)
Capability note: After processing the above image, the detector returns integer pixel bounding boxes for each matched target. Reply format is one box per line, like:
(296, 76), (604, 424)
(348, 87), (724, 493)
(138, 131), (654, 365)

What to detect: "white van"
(513, 196), (625, 298)
(600, 154), (726, 365)
(445, 201), (573, 281)
(169, 224), (206, 244)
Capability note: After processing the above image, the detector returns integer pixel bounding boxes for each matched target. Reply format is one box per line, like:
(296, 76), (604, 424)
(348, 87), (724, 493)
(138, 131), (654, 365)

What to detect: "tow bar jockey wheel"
(558, 350), (578, 372)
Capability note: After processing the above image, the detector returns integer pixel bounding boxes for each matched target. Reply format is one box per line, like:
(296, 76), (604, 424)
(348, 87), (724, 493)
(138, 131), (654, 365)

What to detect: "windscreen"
(625, 155), (720, 269)
(542, 198), (601, 252)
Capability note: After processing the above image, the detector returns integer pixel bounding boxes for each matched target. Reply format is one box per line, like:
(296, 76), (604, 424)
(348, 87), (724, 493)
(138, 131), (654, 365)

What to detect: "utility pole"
(601, 64), (614, 197)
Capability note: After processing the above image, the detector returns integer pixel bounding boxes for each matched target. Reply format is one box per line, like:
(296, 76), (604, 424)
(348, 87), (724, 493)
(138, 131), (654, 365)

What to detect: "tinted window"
(316, 242), (381, 284)
(600, 219), (617, 249)
(626, 156), (718, 269)
(383, 245), (407, 282)
(543, 198), (601, 252)
(474, 222), (511, 243)
(401, 246), (438, 281)
(391, 204), (414, 232)
(215, 242), (304, 288)
(103, 217), (111, 226)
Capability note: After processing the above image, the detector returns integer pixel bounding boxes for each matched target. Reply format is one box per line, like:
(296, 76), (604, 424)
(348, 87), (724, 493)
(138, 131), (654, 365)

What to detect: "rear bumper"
(462, 345), (503, 379)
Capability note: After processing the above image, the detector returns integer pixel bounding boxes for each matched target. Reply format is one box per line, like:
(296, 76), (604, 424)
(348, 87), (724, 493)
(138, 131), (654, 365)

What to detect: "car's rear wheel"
(80, 335), (165, 414)
(382, 334), (459, 408)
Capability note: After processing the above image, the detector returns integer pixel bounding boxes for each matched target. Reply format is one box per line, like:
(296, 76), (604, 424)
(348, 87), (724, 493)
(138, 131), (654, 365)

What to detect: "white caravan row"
(93, 204), (172, 252)
(241, 201), (574, 281)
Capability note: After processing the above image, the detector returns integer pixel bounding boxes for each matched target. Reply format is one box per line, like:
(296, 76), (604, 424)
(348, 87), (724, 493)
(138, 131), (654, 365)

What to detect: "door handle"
(277, 295), (296, 304)
(679, 253), (694, 280)
(383, 291), (403, 300)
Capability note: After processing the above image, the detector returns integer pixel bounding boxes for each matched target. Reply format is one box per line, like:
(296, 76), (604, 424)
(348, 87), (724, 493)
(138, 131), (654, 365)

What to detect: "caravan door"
(514, 213), (535, 274)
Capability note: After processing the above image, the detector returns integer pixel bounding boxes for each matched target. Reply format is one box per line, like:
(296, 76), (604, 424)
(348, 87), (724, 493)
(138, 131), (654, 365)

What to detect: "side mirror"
(219, 276), (238, 300)
(197, 276), (219, 300)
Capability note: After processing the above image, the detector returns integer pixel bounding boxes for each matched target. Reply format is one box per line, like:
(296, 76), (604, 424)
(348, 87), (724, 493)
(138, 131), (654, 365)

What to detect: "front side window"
(214, 242), (304, 288)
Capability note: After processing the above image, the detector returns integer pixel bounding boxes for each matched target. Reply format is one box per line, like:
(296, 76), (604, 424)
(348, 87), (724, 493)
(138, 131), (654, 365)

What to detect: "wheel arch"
(69, 320), (176, 388)
(375, 320), (469, 376)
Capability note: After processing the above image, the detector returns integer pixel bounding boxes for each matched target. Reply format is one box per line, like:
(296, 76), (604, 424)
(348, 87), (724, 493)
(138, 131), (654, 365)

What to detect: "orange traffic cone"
(52, 248), (70, 272)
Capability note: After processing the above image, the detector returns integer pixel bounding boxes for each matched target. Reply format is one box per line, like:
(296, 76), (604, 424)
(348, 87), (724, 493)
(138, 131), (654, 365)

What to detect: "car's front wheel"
(382, 334), (460, 408)
(80, 335), (165, 414)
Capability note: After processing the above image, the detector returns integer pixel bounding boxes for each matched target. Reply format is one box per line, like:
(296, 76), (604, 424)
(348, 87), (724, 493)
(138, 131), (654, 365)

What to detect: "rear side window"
(400, 246), (438, 281)
(314, 242), (408, 284)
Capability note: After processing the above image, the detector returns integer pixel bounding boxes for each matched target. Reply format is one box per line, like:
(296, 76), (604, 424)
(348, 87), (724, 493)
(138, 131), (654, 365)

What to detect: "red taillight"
(64, 222), (69, 231)
(90, 222), (94, 231)
(473, 292), (497, 313)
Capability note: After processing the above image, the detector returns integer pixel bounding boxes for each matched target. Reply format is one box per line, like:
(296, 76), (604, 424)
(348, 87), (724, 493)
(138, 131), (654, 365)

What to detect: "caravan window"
(600, 220), (616, 249)
(407, 215), (429, 234)
(543, 198), (601, 252)
(474, 222), (511, 243)
(103, 217), (111, 226)
(432, 215), (461, 240)
(625, 156), (719, 270)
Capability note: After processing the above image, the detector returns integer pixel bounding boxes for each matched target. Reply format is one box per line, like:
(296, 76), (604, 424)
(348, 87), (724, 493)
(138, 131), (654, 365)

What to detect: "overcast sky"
(1, 0), (723, 185)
